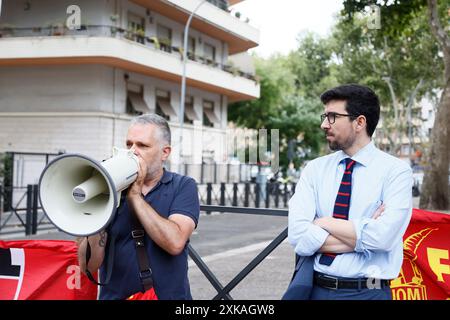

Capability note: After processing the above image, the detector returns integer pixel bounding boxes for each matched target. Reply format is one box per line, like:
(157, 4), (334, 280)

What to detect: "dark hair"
(320, 84), (380, 137)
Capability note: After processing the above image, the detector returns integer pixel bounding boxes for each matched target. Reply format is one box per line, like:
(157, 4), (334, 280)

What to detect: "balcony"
(0, 25), (260, 101)
(206, 0), (229, 11)
(129, 0), (259, 54)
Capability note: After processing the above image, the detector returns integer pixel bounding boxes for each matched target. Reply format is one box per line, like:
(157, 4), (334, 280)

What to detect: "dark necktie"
(319, 158), (356, 266)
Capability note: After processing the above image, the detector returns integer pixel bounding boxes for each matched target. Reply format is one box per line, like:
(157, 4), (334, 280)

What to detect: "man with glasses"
(287, 84), (413, 300)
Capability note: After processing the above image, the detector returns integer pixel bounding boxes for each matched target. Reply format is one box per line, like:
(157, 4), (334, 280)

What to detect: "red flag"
(391, 209), (450, 300)
(126, 288), (158, 300)
(0, 240), (97, 300)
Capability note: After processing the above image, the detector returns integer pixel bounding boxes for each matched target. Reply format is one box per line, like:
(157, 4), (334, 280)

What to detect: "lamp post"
(179, 0), (208, 173)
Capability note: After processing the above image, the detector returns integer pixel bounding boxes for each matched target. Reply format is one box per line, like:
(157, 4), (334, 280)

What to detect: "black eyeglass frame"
(320, 112), (359, 124)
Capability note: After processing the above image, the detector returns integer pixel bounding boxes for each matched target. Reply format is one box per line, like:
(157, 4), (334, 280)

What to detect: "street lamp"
(179, 0), (208, 172)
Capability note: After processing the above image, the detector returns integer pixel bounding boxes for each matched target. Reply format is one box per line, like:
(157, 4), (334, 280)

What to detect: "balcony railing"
(0, 24), (258, 83)
(206, 0), (229, 11)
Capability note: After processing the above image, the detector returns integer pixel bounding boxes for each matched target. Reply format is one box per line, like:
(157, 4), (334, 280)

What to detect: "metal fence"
(1, 151), (62, 211)
(0, 151), (295, 236)
(165, 162), (278, 184)
(198, 182), (295, 210)
(0, 180), (295, 236)
(188, 205), (289, 300)
(0, 184), (55, 236)
(0, 152), (63, 235)
(0, 24), (257, 82)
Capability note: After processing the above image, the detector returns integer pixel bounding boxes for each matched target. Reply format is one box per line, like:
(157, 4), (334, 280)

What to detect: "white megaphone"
(39, 147), (140, 236)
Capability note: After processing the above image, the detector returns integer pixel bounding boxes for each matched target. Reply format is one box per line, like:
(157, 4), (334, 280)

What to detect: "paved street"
(188, 212), (291, 300)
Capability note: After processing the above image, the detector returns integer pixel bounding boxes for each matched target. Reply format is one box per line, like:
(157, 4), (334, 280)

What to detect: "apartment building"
(0, 0), (260, 183)
(374, 99), (435, 165)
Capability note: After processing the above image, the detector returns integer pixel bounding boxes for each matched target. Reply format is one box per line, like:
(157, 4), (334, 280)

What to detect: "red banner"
(0, 209), (449, 300)
(391, 209), (450, 300)
(0, 240), (97, 300)
(126, 288), (158, 300)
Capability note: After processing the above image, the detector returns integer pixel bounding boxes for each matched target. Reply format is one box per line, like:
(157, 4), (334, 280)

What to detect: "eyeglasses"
(320, 112), (358, 124)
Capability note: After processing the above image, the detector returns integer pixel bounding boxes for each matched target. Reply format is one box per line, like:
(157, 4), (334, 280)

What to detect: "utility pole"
(179, 0), (208, 172)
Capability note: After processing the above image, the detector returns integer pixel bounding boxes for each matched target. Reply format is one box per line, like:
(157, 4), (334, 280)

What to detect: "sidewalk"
(188, 240), (293, 300)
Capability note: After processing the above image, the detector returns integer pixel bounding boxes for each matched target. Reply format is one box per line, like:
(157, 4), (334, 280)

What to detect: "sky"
(231, 0), (344, 58)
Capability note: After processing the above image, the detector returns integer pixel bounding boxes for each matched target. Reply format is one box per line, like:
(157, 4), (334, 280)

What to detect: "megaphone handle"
(84, 234), (116, 286)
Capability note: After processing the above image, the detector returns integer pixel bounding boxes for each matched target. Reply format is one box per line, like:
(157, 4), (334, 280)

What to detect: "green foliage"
(288, 33), (337, 99)
(338, 0), (447, 155)
(228, 51), (327, 170)
(229, 0), (448, 172)
(0, 153), (12, 187)
(228, 56), (295, 129)
(336, 2), (444, 105)
(268, 97), (324, 169)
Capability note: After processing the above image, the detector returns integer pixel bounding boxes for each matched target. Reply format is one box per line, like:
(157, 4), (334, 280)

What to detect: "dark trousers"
(310, 284), (392, 300)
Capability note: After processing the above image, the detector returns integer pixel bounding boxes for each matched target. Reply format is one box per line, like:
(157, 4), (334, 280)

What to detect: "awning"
(157, 99), (177, 118)
(128, 92), (150, 114)
(185, 104), (200, 121)
(203, 107), (220, 123)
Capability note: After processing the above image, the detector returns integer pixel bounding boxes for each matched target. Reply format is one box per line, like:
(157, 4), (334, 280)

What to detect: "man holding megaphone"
(75, 114), (200, 300)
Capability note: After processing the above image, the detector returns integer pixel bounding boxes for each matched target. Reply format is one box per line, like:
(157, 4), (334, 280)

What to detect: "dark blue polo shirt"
(99, 169), (199, 300)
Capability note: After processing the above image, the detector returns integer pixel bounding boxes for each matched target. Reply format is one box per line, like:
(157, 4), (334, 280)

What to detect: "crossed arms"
(287, 161), (412, 257)
(313, 205), (384, 254)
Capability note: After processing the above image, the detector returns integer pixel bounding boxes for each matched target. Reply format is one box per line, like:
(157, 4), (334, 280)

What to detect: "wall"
(0, 0), (113, 28)
(0, 65), (117, 113)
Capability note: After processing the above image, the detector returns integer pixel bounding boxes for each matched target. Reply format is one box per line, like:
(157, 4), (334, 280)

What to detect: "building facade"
(0, 0), (260, 182)
(374, 97), (436, 166)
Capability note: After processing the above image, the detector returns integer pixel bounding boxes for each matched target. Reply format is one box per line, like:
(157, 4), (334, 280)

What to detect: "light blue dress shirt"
(288, 141), (413, 279)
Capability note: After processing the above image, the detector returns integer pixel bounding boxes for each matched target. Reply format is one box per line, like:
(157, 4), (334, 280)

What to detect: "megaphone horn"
(38, 147), (139, 236)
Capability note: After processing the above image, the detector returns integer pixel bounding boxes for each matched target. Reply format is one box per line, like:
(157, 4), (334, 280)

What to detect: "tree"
(422, 0), (450, 210)
(342, 0), (450, 210)
(287, 33), (337, 100)
(331, 5), (442, 153)
(228, 55), (295, 129)
(228, 54), (325, 171)
(268, 96), (324, 169)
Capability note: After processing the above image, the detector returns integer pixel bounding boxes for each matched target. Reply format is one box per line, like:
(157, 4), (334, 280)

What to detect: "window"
(188, 36), (196, 60)
(203, 43), (216, 65)
(182, 34), (196, 60)
(203, 100), (219, 127)
(184, 95), (200, 124)
(127, 13), (145, 44)
(155, 89), (177, 120)
(126, 83), (149, 115)
(157, 24), (172, 52)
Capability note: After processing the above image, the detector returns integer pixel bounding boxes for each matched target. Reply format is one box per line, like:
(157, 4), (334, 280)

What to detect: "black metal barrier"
(199, 182), (295, 210)
(188, 205), (288, 300)
(0, 184), (54, 236)
(1, 181), (294, 236)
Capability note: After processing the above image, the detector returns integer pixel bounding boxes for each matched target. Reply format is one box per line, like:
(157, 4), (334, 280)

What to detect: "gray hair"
(130, 113), (171, 146)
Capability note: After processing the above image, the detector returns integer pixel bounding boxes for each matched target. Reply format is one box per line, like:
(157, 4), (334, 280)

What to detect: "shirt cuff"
(352, 218), (372, 256)
(294, 224), (330, 256)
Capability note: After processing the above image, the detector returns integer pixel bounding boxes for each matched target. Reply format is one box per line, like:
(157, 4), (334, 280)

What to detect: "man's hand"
(77, 231), (107, 274)
(128, 156), (147, 198)
(313, 202), (386, 249)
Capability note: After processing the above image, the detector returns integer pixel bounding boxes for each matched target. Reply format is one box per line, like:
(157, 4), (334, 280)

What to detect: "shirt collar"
(143, 168), (173, 198)
(160, 168), (173, 184)
(336, 141), (377, 167)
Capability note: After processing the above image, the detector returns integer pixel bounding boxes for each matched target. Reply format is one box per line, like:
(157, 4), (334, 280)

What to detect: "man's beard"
(327, 133), (356, 151)
(145, 162), (162, 180)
